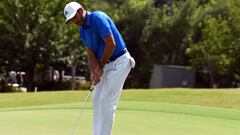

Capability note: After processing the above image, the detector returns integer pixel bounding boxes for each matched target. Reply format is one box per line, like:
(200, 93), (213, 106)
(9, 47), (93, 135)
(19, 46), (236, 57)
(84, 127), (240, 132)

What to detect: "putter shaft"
(70, 83), (94, 135)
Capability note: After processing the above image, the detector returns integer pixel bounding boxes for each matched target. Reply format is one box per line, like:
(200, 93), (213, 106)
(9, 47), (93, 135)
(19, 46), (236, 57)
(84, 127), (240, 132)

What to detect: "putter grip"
(90, 83), (94, 91)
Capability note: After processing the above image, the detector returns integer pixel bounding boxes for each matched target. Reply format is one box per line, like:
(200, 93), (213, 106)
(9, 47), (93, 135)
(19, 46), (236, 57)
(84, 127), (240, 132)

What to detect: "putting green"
(1, 101), (240, 135)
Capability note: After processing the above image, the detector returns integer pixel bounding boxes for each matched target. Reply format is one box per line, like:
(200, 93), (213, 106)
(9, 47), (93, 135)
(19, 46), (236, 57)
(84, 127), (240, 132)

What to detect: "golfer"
(64, 2), (135, 135)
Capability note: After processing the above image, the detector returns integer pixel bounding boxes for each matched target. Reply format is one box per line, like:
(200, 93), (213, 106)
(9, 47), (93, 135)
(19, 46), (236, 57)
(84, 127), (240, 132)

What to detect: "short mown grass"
(1, 89), (240, 135)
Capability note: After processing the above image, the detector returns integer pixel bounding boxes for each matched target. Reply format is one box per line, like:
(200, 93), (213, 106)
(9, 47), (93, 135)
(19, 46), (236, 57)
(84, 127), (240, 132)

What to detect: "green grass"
(1, 89), (240, 109)
(1, 89), (240, 135)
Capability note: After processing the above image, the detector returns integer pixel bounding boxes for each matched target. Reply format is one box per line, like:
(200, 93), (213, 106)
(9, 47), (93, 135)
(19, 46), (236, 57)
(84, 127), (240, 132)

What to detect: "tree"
(186, 0), (240, 87)
(116, 0), (200, 87)
(57, 25), (87, 90)
(0, 0), (68, 91)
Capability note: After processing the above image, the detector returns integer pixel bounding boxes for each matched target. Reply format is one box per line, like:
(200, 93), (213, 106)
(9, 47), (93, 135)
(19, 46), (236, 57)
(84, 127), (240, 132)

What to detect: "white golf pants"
(93, 52), (134, 135)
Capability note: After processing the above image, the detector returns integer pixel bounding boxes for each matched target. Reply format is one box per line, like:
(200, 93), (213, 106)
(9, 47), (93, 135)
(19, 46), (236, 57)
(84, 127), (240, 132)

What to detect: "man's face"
(71, 9), (84, 26)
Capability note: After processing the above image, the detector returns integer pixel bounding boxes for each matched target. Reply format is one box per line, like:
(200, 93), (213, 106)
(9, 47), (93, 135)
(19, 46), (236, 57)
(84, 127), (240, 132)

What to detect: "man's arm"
(87, 34), (115, 84)
(99, 34), (116, 67)
(86, 48), (102, 83)
(86, 48), (98, 73)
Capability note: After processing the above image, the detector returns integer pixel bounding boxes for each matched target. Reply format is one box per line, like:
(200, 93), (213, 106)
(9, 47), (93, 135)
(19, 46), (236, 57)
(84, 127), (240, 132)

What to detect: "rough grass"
(1, 89), (240, 109)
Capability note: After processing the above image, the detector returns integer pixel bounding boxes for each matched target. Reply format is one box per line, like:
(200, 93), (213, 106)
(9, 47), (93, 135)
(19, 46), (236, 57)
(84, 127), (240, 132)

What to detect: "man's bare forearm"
(100, 34), (116, 65)
(86, 48), (99, 73)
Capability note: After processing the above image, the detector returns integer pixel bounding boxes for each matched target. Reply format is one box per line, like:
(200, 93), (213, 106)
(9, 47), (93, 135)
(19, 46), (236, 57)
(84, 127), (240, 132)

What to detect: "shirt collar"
(85, 11), (91, 26)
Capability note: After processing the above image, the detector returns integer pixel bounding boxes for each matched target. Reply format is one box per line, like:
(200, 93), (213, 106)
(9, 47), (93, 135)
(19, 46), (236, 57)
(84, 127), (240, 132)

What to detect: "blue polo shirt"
(80, 11), (126, 60)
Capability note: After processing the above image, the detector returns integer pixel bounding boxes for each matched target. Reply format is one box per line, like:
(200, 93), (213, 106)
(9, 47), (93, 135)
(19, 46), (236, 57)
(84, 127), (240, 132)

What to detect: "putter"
(70, 82), (94, 135)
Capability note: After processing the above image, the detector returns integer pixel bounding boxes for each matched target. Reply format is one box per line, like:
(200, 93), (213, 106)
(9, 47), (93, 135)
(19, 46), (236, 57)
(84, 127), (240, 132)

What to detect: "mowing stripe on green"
(1, 101), (240, 121)
(1, 102), (240, 135)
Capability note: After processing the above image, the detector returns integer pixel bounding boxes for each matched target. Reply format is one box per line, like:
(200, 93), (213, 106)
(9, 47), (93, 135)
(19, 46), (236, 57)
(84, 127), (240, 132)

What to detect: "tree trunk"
(58, 69), (63, 82)
(207, 61), (217, 88)
(71, 64), (76, 90)
(25, 65), (35, 92)
(25, 33), (36, 92)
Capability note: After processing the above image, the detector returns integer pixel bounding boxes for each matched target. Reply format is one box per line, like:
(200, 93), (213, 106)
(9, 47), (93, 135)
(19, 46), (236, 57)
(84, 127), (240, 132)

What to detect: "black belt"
(109, 49), (127, 62)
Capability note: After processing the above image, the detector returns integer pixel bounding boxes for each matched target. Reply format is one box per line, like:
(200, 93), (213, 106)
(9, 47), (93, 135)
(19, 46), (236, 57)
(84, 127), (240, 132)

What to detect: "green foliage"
(116, 0), (153, 88)
(0, 0), (88, 90)
(0, 0), (66, 90)
(186, 0), (240, 87)
(115, 0), (240, 88)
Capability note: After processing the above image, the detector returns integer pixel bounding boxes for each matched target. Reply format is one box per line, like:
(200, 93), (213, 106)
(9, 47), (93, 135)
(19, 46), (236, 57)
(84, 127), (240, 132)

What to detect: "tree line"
(0, 0), (239, 91)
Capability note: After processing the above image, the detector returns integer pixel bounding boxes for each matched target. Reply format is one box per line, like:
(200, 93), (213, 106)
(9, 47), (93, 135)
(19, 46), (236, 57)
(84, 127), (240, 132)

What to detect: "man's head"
(64, 2), (86, 26)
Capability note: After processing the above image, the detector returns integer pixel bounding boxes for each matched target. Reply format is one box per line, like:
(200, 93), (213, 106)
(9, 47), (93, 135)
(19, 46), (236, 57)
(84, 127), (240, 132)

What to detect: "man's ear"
(78, 8), (83, 13)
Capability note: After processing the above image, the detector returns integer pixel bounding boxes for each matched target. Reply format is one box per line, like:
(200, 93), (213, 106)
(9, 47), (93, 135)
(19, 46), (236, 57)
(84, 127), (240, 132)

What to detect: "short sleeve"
(94, 14), (112, 39)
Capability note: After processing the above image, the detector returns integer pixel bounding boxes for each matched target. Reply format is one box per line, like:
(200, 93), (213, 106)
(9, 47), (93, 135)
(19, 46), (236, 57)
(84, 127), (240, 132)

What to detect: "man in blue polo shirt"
(64, 2), (135, 135)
